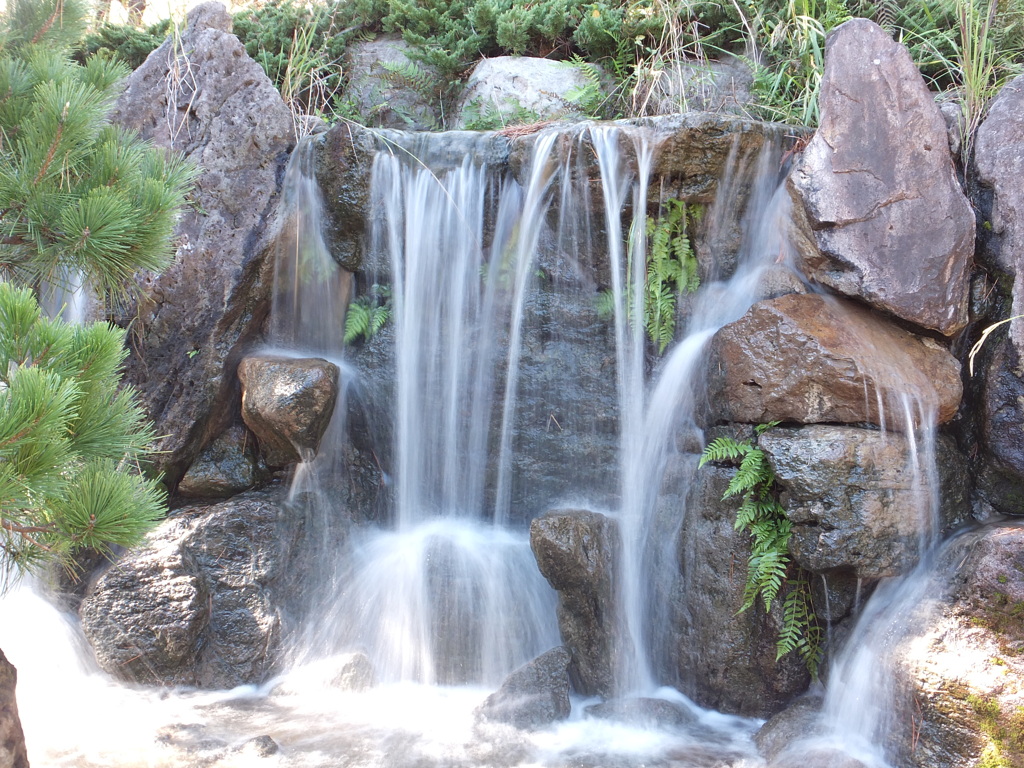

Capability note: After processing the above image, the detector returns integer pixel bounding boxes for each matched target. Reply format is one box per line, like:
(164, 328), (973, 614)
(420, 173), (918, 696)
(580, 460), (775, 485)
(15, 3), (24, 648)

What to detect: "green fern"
(644, 199), (701, 353)
(344, 284), (391, 345)
(699, 424), (822, 677)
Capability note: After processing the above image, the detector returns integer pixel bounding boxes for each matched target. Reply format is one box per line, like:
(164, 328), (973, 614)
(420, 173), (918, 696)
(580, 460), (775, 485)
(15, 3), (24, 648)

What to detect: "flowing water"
(0, 119), (972, 767)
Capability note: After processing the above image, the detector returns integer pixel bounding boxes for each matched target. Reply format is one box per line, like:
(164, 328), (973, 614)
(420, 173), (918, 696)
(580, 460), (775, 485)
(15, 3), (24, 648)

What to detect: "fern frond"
(698, 435), (750, 467)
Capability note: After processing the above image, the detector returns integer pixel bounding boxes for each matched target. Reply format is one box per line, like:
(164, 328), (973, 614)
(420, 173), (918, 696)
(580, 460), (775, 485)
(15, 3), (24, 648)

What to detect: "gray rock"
(529, 510), (620, 697)
(331, 651), (376, 691)
(110, 2), (295, 491)
(761, 426), (973, 578)
(475, 646), (571, 730)
(80, 489), (300, 688)
(178, 424), (264, 499)
(754, 695), (823, 762)
(976, 336), (1024, 515)
(584, 697), (696, 728)
(234, 735), (279, 757)
(238, 356), (340, 467)
(976, 75), (1024, 352)
(672, 458), (811, 717)
(707, 293), (963, 428)
(0, 648), (28, 768)
(770, 747), (870, 768)
(341, 36), (443, 130)
(788, 19), (973, 336)
(456, 57), (609, 128)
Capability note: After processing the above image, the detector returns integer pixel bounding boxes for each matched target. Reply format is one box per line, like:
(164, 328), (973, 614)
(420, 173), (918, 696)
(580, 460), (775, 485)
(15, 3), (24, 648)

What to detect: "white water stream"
(0, 120), (971, 768)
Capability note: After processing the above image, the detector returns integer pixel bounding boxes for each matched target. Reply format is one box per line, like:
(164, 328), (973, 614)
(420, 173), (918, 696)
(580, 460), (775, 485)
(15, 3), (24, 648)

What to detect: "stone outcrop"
(475, 646), (571, 730)
(111, 2), (295, 491)
(529, 510), (621, 697)
(761, 426), (972, 578)
(896, 525), (1024, 768)
(341, 36), (444, 131)
(975, 337), (1024, 515)
(976, 75), (1024, 351)
(238, 355), (340, 467)
(177, 424), (264, 498)
(638, 56), (753, 116)
(455, 57), (609, 128)
(672, 459), (811, 717)
(707, 293), (963, 428)
(0, 649), (28, 768)
(81, 489), (300, 688)
(788, 19), (973, 336)
(584, 697), (696, 728)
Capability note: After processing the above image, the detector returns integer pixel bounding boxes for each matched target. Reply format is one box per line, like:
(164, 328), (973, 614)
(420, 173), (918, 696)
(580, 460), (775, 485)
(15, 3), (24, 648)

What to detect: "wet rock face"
(761, 426), (972, 579)
(80, 489), (301, 688)
(673, 459), (811, 718)
(788, 18), (973, 336)
(111, 1), (294, 491)
(754, 695), (824, 763)
(976, 337), (1024, 515)
(707, 293), (963, 428)
(177, 424), (265, 499)
(897, 525), (1024, 768)
(529, 510), (620, 697)
(455, 57), (609, 128)
(0, 649), (28, 768)
(238, 355), (340, 468)
(475, 646), (571, 730)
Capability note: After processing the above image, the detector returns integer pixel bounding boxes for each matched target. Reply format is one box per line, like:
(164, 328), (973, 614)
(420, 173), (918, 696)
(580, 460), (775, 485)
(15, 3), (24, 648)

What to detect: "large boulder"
(0, 649), (28, 768)
(80, 489), (301, 688)
(896, 525), (1024, 768)
(340, 36), (444, 130)
(976, 75), (1024, 352)
(788, 19), (973, 336)
(237, 356), (340, 467)
(529, 510), (621, 697)
(706, 293), (963, 428)
(475, 646), (572, 730)
(455, 57), (609, 128)
(975, 336), (1024, 515)
(760, 426), (973, 578)
(671, 458), (811, 717)
(110, 2), (295, 490)
(637, 56), (753, 117)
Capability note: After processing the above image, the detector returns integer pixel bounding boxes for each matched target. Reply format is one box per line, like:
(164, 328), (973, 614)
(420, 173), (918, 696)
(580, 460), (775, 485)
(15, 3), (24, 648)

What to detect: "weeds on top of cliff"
(699, 424), (823, 677)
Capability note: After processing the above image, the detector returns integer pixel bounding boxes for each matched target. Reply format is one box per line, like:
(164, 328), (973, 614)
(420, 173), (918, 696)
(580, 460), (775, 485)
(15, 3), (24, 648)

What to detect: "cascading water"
(0, 115), (976, 768)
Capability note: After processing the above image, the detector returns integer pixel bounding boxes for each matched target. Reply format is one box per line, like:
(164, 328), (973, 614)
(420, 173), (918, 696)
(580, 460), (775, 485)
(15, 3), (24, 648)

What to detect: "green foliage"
(77, 19), (171, 70)
(344, 284), (391, 345)
(0, 283), (164, 578)
(699, 424), (823, 676)
(0, 44), (194, 299)
(644, 199), (699, 353)
(462, 97), (542, 130)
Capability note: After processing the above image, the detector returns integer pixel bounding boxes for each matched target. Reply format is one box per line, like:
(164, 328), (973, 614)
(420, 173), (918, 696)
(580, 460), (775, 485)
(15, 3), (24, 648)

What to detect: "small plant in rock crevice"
(699, 422), (823, 677)
(344, 284), (391, 345)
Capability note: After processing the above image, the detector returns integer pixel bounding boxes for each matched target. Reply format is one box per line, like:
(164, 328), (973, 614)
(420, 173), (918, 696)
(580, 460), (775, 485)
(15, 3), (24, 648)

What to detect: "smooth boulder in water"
(475, 646), (571, 730)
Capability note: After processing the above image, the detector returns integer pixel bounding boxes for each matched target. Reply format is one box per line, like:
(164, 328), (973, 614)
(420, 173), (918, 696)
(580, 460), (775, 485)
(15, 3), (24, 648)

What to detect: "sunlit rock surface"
(789, 19), (973, 336)
(110, 1), (295, 491)
(81, 489), (299, 688)
(177, 424), (265, 498)
(898, 525), (1024, 768)
(238, 355), (340, 468)
(707, 293), (963, 428)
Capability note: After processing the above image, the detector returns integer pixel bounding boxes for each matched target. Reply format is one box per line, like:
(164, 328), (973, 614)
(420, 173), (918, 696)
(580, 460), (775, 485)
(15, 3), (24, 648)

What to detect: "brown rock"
(0, 648), (28, 768)
(177, 424), (265, 499)
(788, 19), (973, 336)
(707, 293), (963, 428)
(237, 356), (340, 468)
(529, 510), (621, 697)
(110, 2), (295, 491)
